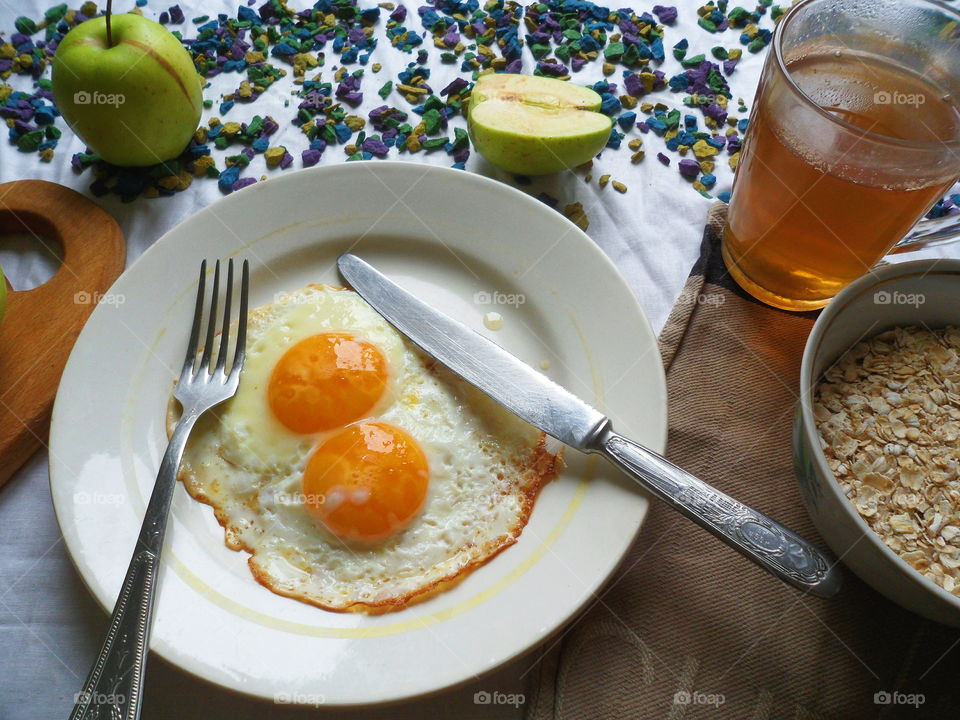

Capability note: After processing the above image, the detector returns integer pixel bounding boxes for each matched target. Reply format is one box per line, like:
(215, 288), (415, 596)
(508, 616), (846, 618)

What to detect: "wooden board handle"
(0, 180), (125, 487)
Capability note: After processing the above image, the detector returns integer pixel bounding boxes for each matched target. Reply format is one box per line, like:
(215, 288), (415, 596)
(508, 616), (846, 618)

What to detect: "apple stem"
(105, 0), (113, 47)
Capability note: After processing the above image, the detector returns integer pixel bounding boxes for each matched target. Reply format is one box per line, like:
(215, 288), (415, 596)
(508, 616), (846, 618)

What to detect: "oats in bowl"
(813, 326), (960, 595)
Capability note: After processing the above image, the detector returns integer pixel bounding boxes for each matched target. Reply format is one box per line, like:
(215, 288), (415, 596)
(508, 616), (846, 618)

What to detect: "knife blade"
(337, 253), (841, 598)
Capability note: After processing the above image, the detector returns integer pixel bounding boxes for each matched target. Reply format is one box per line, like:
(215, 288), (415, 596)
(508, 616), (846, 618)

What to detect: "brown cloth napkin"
(525, 204), (960, 720)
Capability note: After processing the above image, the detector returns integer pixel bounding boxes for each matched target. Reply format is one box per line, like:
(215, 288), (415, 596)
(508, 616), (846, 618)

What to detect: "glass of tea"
(722, 0), (960, 311)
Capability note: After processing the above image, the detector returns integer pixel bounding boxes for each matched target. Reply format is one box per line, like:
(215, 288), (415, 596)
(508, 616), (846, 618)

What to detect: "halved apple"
(467, 74), (613, 175)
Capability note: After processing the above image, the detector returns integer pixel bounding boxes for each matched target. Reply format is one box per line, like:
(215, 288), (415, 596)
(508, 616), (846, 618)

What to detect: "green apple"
(467, 74), (613, 175)
(52, 8), (203, 166)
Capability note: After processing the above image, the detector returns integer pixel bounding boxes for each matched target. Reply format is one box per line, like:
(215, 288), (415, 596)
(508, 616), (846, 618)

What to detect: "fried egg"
(173, 284), (560, 612)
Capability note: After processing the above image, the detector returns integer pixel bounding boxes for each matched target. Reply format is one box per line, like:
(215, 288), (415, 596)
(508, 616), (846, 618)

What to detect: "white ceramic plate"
(50, 162), (667, 706)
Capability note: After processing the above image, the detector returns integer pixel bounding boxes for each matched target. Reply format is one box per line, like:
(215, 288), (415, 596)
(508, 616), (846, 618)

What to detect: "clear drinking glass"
(722, 0), (960, 311)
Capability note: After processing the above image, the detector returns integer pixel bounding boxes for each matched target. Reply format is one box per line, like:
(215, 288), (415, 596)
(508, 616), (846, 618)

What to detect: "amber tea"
(722, 0), (960, 311)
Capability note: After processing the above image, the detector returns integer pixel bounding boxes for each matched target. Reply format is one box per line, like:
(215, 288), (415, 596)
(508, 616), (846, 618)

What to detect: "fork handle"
(69, 412), (198, 720)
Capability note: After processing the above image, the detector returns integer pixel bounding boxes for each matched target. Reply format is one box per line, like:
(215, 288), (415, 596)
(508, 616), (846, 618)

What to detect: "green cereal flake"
(14, 17), (37, 35)
(422, 108), (442, 134)
(16, 129), (43, 152)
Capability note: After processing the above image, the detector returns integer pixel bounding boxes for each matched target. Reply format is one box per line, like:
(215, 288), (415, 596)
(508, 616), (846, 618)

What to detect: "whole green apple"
(468, 74), (613, 175)
(52, 10), (203, 166)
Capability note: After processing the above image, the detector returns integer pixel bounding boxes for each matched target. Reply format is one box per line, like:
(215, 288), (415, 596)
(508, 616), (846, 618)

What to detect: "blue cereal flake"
(218, 165), (241, 193)
(617, 112), (637, 131)
(646, 116), (667, 134)
(600, 93), (622, 116)
(926, 197), (957, 218)
(717, 191), (732, 203)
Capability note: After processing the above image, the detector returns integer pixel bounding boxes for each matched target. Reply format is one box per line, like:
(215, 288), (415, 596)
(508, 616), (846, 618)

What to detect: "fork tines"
(182, 258), (249, 381)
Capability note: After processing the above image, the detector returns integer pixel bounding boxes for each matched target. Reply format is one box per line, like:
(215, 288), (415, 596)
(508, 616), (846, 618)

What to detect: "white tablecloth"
(1, 2), (957, 718)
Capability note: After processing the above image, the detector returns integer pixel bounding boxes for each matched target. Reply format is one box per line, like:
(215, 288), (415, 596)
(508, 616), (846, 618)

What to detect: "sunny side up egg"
(173, 285), (561, 612)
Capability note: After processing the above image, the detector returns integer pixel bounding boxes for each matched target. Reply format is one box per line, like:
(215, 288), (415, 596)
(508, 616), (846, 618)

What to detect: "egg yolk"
(302, 422), (429, 542)
(268, 333), (388, 434)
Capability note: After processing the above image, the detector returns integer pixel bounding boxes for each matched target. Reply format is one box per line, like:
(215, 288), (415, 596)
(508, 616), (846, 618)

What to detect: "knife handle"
(591, 425), (841, 598)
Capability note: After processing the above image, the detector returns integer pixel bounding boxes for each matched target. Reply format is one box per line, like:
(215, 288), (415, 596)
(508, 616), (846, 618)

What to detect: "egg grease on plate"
(169, 285), (561, 613)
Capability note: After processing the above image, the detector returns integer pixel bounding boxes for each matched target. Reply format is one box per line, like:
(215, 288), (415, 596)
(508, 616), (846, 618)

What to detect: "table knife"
(338, 253), (841, 598)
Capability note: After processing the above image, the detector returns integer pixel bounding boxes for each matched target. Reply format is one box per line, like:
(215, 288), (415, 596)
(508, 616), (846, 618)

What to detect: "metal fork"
(69, 259), (249, 720)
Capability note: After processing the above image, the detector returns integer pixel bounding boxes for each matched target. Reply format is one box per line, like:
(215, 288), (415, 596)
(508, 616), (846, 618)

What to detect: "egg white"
(175, 285), (561, 612)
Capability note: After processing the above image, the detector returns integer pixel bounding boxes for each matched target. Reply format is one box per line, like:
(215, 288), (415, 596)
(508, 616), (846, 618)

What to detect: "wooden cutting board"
(0, 180), (125, 487)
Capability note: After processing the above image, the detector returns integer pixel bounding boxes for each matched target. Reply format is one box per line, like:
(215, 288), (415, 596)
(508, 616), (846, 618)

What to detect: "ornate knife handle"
(591, 425), (841, 598)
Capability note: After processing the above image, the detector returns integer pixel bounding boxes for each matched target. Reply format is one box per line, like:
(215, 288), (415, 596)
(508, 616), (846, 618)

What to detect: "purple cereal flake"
(280, 151), (294, 169)
(723, 58), (739, 75)
(506, 58), (523, 73)
(536, 61), (567, 76)
(262, 117), (279, 136)
(169, 4), (185, 23)
(652, 5), (678, 24)
(337, 88), (363, 105)
(441, 77), (469, 96)
(678, 158), (701, 178)
(241, 146), (255, 159)
(390, 4), (407, 22)
(623, 73), (644, 97)
(232, 177), (257, 190)
(452, 147), (470, 164)
(656, 152), (670, 166)
(442, 28), (460, 47)
(703, 103), (727, 123)
(361, 137), (389, 157)
(637, 121), (650, 133)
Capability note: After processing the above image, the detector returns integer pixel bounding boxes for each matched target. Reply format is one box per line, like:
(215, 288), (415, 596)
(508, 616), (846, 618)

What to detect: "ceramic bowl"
(794, 258), (960, 626)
